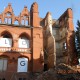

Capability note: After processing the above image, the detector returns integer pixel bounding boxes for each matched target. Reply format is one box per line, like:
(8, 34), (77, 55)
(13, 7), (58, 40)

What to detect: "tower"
(30, 2), (44, 72)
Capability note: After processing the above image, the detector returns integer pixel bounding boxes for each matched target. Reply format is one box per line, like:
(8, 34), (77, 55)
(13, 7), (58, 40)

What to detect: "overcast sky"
(0, 0), (80, 29)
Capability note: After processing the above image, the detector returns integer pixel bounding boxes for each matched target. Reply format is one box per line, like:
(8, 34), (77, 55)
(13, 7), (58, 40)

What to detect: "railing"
(0, 47), (31, 53)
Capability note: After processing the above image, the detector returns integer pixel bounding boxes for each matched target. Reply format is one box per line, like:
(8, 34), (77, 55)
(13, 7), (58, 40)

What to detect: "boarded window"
(18, 38), (29, 48)
(17, 58), (28, 72)
(0, 38), (12, 47)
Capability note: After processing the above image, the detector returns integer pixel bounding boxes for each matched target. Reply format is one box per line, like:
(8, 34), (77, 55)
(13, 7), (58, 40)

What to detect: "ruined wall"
(0, 3), (78, 80)
(52, 8), (78, 65)
(43, 12), (56, 68)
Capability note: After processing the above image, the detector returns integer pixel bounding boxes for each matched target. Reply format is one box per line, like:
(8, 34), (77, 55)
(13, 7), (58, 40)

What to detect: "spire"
(31, 2), (38, 12)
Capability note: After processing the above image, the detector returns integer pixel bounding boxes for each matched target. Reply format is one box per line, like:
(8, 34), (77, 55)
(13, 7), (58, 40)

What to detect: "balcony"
(0, 47), (31, 53)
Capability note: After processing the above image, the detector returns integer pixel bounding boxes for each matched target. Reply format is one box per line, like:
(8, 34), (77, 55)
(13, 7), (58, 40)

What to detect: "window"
(21, 20), (28, 26)
(4, 18), (12, 24)
(17, 58), (28, 72)
(3, 34), (10, 38)
(21, 20), (24, 25)
(18, 37), (29, 48)
(4, 18), (7, 24)
(0, 58), (7, 71)
(21, 16), (28, 26)
(0, 19), (2, 23)
(14, 20), (19, 25)
(0, 38), (12, 47)
(0, 32), (12, 47)
(19, 78), (26, 80)
(8, 18), (12, 24)
(6, 13), (11, 17)
(25, 20), (28, 26)
(63, 42), (67, 50)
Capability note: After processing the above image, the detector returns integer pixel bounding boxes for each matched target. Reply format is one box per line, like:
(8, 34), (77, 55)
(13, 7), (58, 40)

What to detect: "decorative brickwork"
(0, 2), (78, 80)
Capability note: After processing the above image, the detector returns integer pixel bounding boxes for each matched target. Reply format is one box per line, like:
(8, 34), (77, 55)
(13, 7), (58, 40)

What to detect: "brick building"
(0, 2), (78, 80)
(43, 9), (78, 69)
(0, 2), (44, 80)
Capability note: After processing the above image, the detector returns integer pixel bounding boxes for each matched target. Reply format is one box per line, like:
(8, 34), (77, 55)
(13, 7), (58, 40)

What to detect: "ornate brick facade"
(0, 2), (78, 80)
(0, 2), (44, 80)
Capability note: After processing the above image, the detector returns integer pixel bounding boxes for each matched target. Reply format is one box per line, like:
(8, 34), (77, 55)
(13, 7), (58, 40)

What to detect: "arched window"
(18, 33), (30, 48)
(6, 13), (11, 17)
(0, 58), (8, 71)
(14, 20), (19, 25)
(0, 31), (12, 47)
(4, 13), (12, 24)
(17, 57), (28, 72)
(4, 18), (7, 24)
(25, 20), (28, 26)
(8, 18), (12, 24)
(21, 20), (24, 25)
(21, 16), (28, 26)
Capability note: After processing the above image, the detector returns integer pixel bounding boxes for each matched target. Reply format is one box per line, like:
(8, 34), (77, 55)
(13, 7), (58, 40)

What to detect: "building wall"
(52, 8), (78, 65)
(43, 8), (78, 70)
(0, 2), (44, 80)
(0, 2), (78, 80)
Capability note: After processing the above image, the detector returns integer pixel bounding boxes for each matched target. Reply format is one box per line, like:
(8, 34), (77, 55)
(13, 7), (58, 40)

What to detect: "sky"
(0, 0), (80, 30)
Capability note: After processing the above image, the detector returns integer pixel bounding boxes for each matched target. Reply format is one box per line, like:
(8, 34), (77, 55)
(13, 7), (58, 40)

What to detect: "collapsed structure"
(0, 2), (78, 80)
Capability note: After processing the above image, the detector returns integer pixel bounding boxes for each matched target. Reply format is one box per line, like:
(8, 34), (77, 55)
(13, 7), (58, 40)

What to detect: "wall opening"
(25, 20), (28, 26)
(63, 42), (67, 50)
(0, 31), (12, 47)
(21, 16), (28, 26)
(14, 20), (19, 25)
(44, 64), (48, 71)
(0, 19), (2, 23)
(4, 18), (7, 24)
(8, 18), (12, 24)
(19, 33), (30, 48)
(0, 58), (8, 72)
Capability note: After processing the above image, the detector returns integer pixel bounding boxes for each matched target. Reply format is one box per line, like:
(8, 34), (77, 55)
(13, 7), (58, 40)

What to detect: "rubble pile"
(22, 63), (80, 80)
(35, 63), (80, 80)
